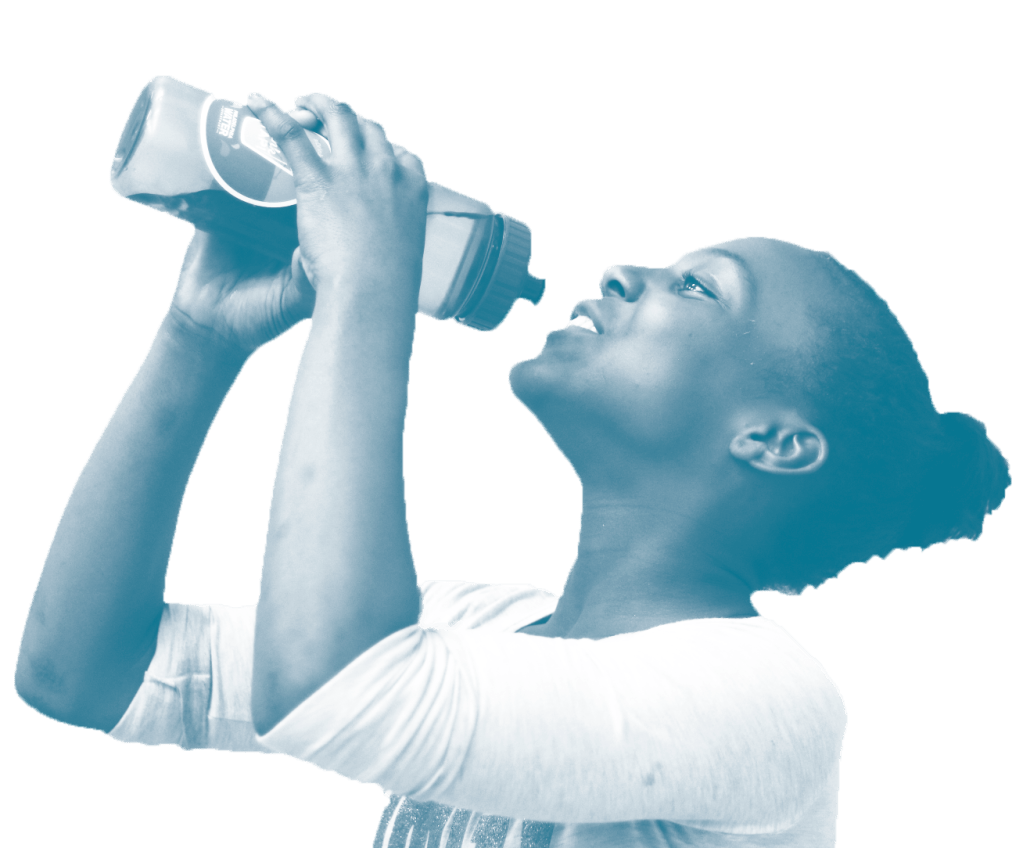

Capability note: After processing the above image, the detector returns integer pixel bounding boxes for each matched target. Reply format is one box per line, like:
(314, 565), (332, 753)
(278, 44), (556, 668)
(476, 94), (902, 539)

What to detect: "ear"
(729, 416), (828, 475)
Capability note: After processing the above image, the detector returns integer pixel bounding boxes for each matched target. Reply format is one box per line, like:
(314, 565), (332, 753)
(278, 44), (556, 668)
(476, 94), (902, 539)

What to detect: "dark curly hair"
(761, 253), (1010, 592)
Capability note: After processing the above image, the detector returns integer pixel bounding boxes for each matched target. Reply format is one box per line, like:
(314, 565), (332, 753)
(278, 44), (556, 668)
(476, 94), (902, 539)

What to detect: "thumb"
(292, 248), (317, 293)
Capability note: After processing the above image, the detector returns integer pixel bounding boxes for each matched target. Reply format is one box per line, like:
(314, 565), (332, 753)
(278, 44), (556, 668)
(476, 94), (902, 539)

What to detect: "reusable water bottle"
(111, 77), (544, 330)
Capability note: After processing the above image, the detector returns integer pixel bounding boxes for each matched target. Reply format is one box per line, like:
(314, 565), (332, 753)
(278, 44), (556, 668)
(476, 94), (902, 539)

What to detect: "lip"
(569, 302), (604, 334)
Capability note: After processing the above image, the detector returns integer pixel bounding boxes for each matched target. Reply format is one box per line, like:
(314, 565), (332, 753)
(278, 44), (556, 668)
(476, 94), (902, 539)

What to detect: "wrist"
(310, 258), (421, 315)
(311, 276), (418, 342)
(161, 308), (251, 374)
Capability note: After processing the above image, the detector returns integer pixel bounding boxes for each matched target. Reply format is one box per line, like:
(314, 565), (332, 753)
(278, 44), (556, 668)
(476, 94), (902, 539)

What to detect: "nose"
(600, 265), (646, 301)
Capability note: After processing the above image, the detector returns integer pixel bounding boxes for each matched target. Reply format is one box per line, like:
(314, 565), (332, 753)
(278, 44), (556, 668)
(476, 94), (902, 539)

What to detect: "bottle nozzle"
(458, 215), (543, 330)
(520, 273), (545, 305)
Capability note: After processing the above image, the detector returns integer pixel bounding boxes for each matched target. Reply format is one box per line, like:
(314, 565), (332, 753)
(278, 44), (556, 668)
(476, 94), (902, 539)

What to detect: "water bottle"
(111, 77), (545, 330)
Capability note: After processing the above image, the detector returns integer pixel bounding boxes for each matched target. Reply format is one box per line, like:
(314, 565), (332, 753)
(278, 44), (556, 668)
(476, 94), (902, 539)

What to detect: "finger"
(396, 148), (426, 181)
(248, 93), (324, 178)
(296, 249), (315, 291)
(295, 94), (364, 166)
(289, 107), (321, 132)
(289, 247), (318, 305)
(358, 118), (395, 161)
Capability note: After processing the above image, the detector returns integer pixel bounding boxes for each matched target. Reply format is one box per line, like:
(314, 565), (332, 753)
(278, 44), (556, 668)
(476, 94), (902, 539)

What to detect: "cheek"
(575, 339), (704, 441)
(612, 328), (703, 391)
(510, 326), (744, 453)
(598, 334), (750, 444)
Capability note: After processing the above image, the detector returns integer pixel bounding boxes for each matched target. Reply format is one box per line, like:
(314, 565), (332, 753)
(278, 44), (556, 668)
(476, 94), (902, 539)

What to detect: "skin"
(16, 94), (431, 735)
(16, 94), (836, 739)
(512, 240), (832, 638)
(247, 94), (428, 732)
(15, 233), (313, 731)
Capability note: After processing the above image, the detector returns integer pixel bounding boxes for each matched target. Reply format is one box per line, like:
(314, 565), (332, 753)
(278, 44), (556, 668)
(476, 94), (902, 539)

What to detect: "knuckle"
(401, 152), (426, 177)
(295, 174), (328, 196)
(280, 122), (307, 144)
(323, 96), (356, 119)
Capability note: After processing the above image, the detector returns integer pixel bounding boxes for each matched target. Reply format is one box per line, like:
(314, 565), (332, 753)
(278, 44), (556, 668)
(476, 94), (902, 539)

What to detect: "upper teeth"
(570, 314), (598, 332)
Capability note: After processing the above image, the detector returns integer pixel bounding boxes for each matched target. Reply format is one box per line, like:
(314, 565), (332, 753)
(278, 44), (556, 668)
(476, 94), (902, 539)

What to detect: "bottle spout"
(521, 273), (545, 305)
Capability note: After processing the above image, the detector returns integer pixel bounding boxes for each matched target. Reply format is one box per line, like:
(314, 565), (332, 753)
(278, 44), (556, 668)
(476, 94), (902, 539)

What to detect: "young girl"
(16, 93), (1009, 848)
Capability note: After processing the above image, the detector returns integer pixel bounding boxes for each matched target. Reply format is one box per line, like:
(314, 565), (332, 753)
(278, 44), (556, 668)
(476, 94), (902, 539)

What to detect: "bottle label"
(200, 96), (330, 208)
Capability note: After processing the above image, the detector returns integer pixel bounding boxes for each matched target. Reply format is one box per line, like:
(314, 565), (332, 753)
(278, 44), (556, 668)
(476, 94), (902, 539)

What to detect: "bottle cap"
(458, 215), (545, 330)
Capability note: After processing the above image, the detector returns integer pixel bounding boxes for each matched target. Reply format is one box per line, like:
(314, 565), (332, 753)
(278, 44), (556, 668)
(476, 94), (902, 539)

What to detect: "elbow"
(15, 606), (86, 725)
(14, 658), (41, 712)
(251, 592), (421, 738)
(15, 649), (78, 726)
(250, 653), (328, 737)
(15, 598), (165, 731)
(14, 646), (137, 736)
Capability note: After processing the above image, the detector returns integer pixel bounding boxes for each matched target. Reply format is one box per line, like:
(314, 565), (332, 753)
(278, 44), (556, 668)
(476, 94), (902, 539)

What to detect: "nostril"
(603, 278), (626, 298)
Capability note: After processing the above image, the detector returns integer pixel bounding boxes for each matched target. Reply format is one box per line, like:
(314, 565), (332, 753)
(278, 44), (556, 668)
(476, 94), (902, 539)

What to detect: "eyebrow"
(690, 248), (757, 308)
(701, 248), (755, 278)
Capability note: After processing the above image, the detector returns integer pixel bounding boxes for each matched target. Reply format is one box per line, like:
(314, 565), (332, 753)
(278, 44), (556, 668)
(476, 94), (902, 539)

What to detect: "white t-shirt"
(110, 582), (845, 847)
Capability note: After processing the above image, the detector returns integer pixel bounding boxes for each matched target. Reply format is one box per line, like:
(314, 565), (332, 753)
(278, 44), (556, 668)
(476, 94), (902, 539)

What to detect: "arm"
(247, 94), (427, 734)
(16, 232), (313, 731)
(258, 620), (846, 830)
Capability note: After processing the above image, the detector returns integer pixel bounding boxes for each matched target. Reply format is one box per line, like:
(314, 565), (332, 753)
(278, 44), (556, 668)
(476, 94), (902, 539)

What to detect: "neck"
(535, 486), (758, 639)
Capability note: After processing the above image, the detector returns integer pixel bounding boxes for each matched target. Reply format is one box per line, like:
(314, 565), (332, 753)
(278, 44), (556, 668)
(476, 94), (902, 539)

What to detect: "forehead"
(707, 238), (836, 298)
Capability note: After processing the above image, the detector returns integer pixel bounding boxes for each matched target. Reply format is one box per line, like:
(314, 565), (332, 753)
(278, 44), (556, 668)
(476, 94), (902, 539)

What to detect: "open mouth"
(568, 314), (600, 333)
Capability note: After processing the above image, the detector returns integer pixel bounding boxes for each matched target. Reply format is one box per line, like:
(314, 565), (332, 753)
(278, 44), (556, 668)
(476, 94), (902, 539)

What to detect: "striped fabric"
(372, 793), (556, 846)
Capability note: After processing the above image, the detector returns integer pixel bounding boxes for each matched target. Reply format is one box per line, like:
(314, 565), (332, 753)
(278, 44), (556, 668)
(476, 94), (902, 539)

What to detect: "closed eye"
(674, 273), (716, 298)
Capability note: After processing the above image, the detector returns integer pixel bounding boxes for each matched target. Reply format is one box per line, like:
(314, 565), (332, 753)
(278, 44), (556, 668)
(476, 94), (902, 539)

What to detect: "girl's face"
(510, 239), (828, 461)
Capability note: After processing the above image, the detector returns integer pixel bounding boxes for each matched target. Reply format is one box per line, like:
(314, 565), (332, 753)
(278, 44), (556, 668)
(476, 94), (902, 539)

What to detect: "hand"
(170, 229), (316, 355)
(247, 93), (428, 317)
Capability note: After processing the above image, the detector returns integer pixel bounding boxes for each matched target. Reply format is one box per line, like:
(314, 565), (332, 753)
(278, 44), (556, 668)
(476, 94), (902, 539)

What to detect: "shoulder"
(658, 617), (847, 824)
(594, 616), (845, 832)
(626, 616), (846, 728)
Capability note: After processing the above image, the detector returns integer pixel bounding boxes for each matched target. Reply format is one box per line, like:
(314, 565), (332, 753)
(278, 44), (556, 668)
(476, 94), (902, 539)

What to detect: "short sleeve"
(109, 602), (266, 752)
(107, 582), (554, 753)
(257, 617), (846, 832)
(107, 604), (211, 748)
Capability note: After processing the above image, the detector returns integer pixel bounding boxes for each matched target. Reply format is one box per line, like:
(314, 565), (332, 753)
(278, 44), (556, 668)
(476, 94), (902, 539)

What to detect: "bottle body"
(112, 77), (543, 329)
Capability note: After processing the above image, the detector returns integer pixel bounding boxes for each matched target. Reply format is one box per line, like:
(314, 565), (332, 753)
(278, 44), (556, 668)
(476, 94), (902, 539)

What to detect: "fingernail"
(248, 92), (268, 109)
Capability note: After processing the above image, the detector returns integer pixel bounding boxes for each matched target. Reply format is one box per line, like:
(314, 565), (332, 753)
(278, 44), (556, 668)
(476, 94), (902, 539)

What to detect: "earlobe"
(729, 421), (828, 475)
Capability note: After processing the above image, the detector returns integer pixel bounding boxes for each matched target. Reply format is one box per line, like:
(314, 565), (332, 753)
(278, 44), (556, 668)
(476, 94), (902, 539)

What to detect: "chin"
(512, 355), (583, 429)
(509, 357), (544, 408)
(510, 355), (596, 436)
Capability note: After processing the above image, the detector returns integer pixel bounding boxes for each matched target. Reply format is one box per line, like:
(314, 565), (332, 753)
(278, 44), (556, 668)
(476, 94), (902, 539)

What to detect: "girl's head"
(510, 238), (1009, 592)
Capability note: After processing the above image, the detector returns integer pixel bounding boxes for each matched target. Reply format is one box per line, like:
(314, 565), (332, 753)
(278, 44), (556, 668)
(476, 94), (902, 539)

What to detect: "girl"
(16, 94), (1009, 848)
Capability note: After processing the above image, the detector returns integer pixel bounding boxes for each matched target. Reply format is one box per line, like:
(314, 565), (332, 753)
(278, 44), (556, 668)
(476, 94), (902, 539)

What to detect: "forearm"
(17, 311), (247, 730)
(252, 284), (421, 735)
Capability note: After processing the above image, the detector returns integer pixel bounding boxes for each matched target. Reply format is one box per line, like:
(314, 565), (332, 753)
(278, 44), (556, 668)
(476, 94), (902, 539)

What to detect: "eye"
(674, 273), (716, 298)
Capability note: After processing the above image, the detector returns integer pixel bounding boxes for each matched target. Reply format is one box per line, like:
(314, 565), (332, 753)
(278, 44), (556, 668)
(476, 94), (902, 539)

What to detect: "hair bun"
(932, 411), (1010, 544)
